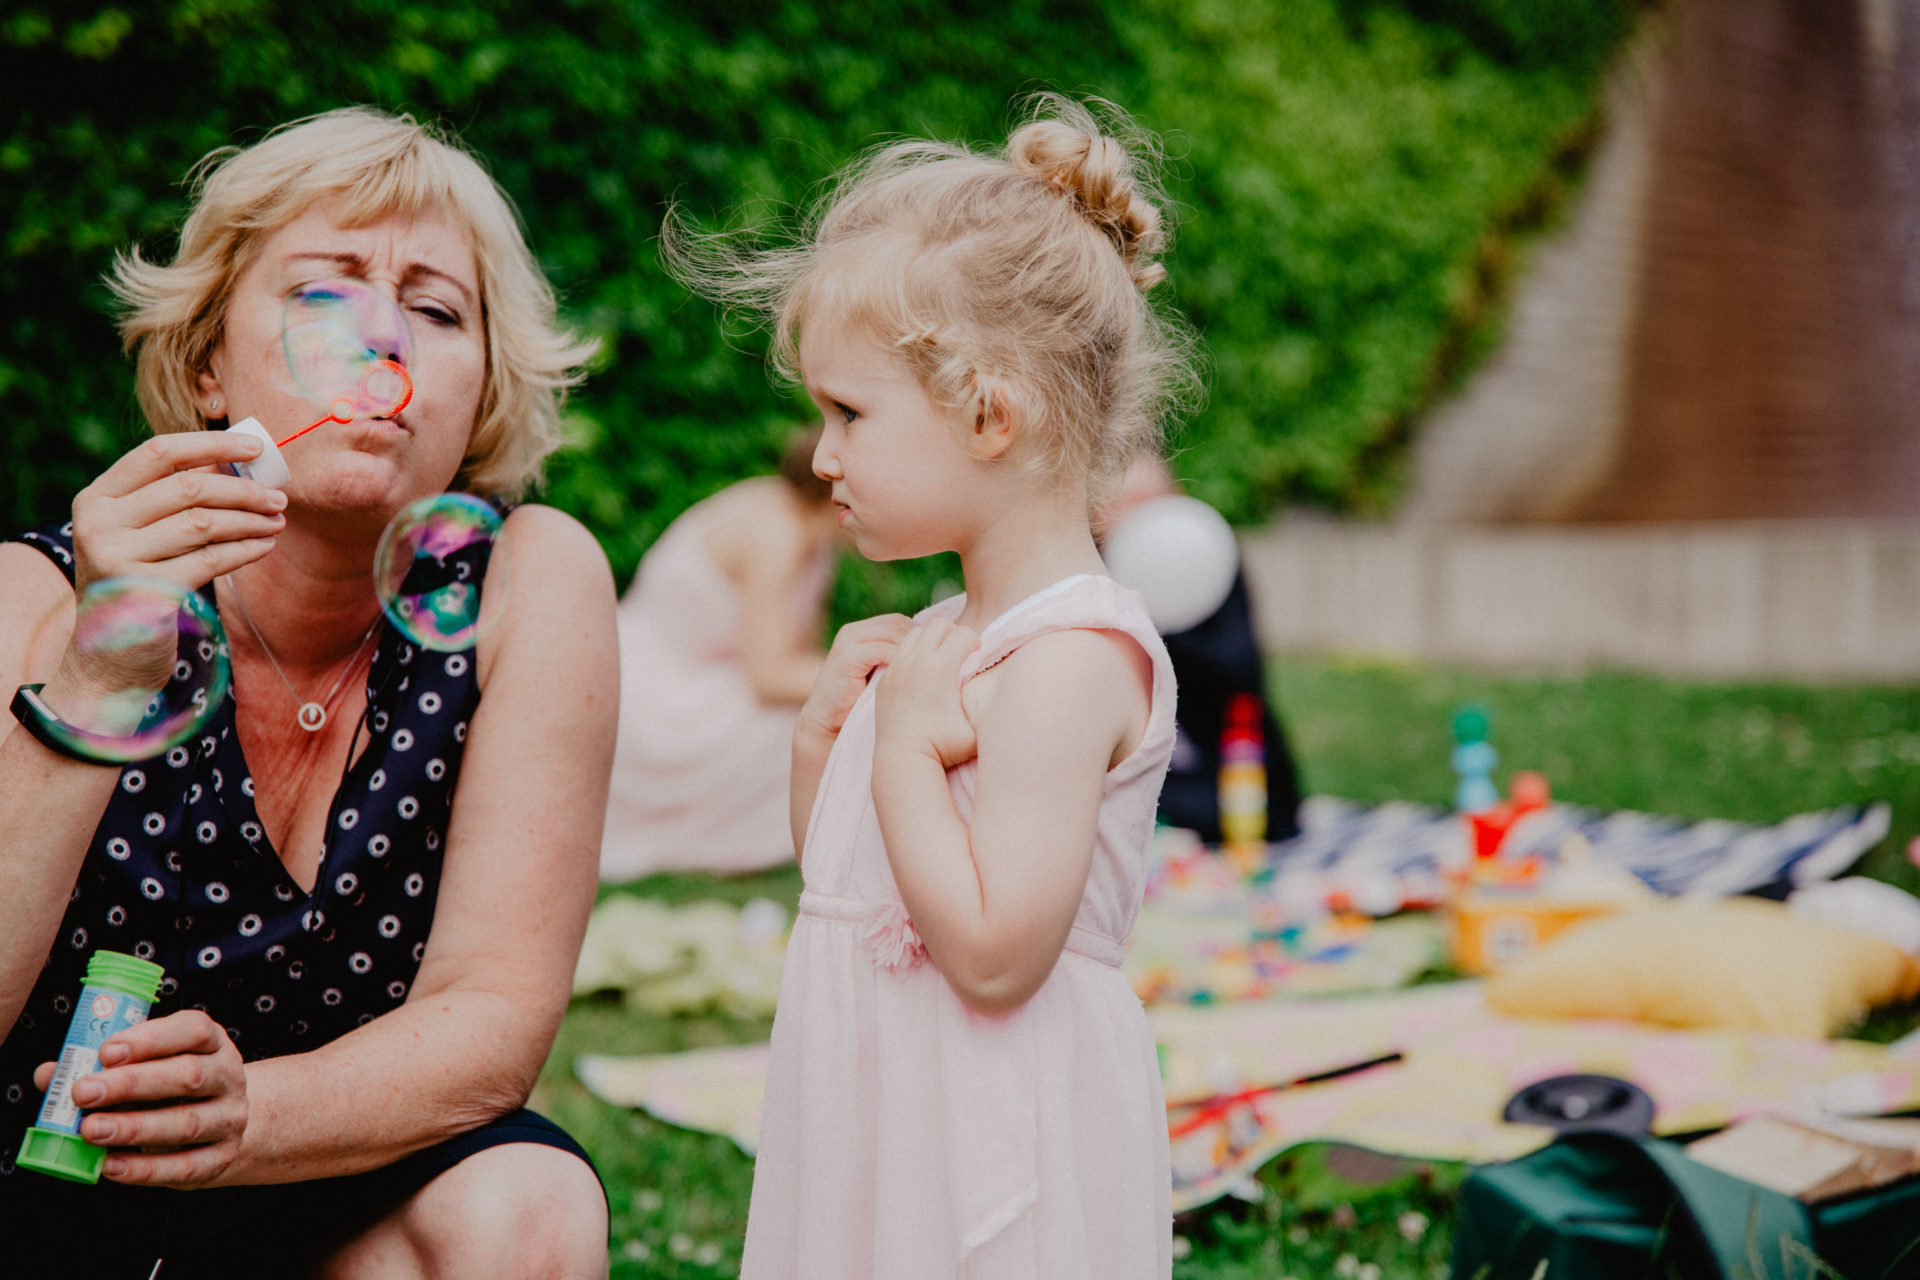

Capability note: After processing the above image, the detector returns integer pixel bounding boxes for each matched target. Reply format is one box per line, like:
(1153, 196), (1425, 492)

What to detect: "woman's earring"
(209, 398), (222, 415)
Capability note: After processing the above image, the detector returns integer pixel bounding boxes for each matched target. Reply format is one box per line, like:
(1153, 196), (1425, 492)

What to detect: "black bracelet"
(9, 684), (126, 767)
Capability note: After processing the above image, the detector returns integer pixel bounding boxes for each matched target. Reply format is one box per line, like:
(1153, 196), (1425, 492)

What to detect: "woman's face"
(201, 199), (486, 522)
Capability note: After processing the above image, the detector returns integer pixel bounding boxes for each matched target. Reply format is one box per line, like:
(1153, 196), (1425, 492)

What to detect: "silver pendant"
(297, 702), (327, 732)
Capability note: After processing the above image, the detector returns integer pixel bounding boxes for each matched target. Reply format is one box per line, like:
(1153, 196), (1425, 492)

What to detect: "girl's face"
(799, 317), (989, 562)
(202, 200), (486, 520)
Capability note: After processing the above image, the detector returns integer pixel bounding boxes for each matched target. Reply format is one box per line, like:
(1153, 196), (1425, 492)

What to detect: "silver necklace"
(224, 576), (380, 732)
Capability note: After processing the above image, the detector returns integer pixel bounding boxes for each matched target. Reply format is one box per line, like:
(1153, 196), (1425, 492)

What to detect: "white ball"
(1101, 495), (1238, 634)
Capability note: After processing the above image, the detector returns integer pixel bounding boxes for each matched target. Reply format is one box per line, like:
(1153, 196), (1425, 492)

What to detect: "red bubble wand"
(275, 358), (413, 447)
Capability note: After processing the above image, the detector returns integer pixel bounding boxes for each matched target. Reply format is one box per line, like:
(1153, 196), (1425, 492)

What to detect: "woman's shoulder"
(499, 501), (610, 575)
(474, 502), (616, 680)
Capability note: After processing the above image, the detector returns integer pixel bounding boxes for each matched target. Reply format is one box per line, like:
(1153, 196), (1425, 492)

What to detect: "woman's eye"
(412, 303), (458, 327)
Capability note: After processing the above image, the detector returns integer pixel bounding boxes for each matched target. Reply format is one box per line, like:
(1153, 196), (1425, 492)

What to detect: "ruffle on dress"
(862, 901), (928, 970)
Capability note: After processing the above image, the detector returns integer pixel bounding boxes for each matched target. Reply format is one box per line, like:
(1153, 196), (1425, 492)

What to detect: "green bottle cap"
(17, 1126), (105, 1184)
(83, 950), (164, 1002)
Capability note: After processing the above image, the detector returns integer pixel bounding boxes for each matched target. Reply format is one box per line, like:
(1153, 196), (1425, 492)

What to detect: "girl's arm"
(872, 619), (1151, 1015)
(60, 504), (621, 1186)
(790, 613), (912, 859)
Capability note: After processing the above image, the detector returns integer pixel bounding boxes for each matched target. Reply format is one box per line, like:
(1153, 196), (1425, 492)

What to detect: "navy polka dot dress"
(1, 516), (493, 1179)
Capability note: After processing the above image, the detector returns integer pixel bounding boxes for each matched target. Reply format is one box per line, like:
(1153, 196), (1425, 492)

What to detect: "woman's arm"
(734, 519), (827, 706)
(0, 431), (285, 1026)
(871, 620), (1151, 1015)
(0, 545), (122, 1027)
(73, 504), (620, 1186)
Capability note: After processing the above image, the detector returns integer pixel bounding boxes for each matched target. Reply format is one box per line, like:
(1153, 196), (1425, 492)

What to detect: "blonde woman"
(0, 109), (616, 1278)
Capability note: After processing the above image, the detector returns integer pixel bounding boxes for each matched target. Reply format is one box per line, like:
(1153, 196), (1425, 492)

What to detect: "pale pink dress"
(742, 574), (1177, 1279)
(599, 497), (834, 881)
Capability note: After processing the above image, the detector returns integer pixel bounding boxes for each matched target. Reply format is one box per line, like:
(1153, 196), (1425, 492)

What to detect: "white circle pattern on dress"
(398, 797), (419, 820)
(205, 881), (229, 903)
(122, 771), (145, 794)
(105, 837), (130, 861)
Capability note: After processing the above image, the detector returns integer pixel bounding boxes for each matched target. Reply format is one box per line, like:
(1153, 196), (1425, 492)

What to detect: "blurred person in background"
(1098, 454), (1302, 843)
(599, 427), (842, 881)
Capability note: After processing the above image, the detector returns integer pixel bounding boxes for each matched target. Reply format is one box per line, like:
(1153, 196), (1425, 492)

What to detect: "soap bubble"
(373, 494), (509, 652)
(20, 578), (230, 762)
(280, 279), (414, 427)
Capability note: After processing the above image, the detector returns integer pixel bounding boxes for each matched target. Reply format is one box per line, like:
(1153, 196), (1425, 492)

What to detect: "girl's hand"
(70, 432), (287, 597)
(33, 1010), (248, 1188)
(874, 618), (980, 769)
(796, 613), (915, 749)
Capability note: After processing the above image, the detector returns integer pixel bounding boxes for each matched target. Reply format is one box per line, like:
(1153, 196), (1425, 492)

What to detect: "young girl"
(672, 96), (1196, 1278)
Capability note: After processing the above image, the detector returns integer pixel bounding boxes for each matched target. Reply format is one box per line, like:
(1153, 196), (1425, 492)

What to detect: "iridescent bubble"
(279, 279), (414, 429)
(20, 578), (230, 762)
(373, 495), (509, 652)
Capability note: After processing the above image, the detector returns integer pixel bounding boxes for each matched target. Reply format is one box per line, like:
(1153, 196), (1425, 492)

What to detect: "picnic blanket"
(575, 982), (1920, 1213)
(1257, 797), (1887, 909)
(1126, 800), (1886, 1005)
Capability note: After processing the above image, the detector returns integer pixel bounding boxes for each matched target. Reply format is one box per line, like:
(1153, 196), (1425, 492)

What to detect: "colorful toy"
(1217, 692), (1267, 868)
(1450, 704), (1499, 814)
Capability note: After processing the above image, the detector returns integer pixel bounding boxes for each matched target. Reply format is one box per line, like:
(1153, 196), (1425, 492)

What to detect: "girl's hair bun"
(1009, 102), (1168, 291)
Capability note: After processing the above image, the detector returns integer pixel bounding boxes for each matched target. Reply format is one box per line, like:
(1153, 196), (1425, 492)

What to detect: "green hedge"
(2, 0), (1634, 600)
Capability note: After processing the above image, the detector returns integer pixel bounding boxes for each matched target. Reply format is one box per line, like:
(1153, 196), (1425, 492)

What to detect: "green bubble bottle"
(18, 949), (166, 1183)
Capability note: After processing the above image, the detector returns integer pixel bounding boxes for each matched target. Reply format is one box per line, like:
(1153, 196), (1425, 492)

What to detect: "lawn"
(533, 655), (1920, 1278)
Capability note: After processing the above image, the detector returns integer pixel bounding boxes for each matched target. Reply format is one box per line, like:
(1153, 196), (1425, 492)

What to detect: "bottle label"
(33, 985), (149, 1136)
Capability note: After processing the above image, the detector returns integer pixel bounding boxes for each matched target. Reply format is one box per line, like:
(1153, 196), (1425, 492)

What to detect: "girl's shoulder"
(964, 574), (1164, 676)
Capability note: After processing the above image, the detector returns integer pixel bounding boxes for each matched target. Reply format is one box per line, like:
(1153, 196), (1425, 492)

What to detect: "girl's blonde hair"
(665, 95), (1198, 498)
(109, 107), (598, 500)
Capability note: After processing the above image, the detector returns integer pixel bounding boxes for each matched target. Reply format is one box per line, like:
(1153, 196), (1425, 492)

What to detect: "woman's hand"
(32, 1009), (248, 1188)
(874, 618), (981, 770)
(795, 613), (915, 750)
(70, 432), (287, 596)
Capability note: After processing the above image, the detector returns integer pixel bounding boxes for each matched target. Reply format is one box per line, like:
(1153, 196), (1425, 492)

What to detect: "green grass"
(540, 656), (1920, 1278)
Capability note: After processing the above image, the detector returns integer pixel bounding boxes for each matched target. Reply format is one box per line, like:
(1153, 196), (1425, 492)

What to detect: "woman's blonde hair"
(109, 107), (598, 500)
(665, 95), (1199, 499)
